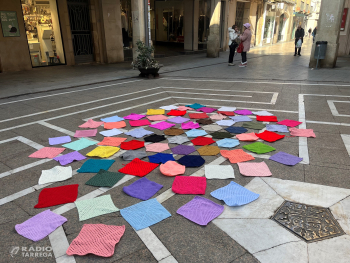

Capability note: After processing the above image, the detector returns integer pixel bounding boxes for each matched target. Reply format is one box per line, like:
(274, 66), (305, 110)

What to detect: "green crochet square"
(242, 122), (266, 130)
(243, 142), (276, 154)
(85, 169), (125, 188)
(210, 131), (233, 139)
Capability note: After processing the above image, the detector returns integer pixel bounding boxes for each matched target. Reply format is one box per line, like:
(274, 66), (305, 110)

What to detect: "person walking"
(312, 26), (317, 43)
(228, 25), (239, 66)
(239, 23), (252, 68)
(308, 28), (312, 38)
(294, 25), (304, 56)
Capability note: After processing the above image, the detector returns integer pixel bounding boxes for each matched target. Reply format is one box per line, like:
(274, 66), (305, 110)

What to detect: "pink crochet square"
(237, 162), (272, 177)
(129, 119), (151, 127)
(289, 128), (316, 137)
(181, 121), (200, 129)
(123, 113), (146, 120)
(210, 114), (226, 120)
(145, 143), (170, 152)
(277, 119), (303, 127)
(74, 129), (98, 138)
(79, 119), (104, 128)
(66, 224), (125, 257)
(149, 121), (175, 130)
(220, 149), (255, 163)
(236, 133), (259, 141)
(29, 147), (65, 159)
(147, 115), (168, 121)
(177, 106), (192, 111)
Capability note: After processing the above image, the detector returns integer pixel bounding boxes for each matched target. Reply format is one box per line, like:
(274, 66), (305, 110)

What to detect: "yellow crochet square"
(86, 146), (120, 158)
(147, 109), (165, 115)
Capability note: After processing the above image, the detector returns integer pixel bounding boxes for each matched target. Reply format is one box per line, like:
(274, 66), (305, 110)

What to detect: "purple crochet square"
(181, 121), (200, 129)
(234, 109), (253, 115)
(177, 196), (224, 226)
(171, 145), (196, 155)
(149, 121), (175, 130)
(53, 151), (86, 165)
(269, 152), (303, 166)
(124, 113), (146, 120)
(197, 107), (217, 113)
(15, 210), (67, 241)
(168, 116), (190, 124)
(49, 136), (71, 145)
(123, 177), (163, 200)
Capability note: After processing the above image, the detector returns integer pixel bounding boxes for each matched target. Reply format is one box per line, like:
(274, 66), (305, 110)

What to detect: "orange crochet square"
(220, 149), (255, 163)
(104, 121), (126, 129)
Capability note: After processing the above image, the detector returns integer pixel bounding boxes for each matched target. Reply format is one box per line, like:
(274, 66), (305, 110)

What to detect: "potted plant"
(132, 40), (160, 77)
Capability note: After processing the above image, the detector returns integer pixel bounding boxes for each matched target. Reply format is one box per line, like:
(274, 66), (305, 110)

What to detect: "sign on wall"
(341, 8), (348, 31)
(0, 11), (20, 37)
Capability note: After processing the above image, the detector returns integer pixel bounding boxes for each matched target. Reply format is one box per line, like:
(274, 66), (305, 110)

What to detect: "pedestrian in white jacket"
(228, 25), (239, 66)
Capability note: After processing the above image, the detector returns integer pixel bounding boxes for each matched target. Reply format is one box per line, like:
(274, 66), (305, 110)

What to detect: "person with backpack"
(294, 25), (305, 56)
(228, 25), (240, 66)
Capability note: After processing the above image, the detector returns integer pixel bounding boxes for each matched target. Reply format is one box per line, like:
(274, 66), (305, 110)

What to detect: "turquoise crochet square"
(77, 159), (115, 173)
(63, 138), (97, 151)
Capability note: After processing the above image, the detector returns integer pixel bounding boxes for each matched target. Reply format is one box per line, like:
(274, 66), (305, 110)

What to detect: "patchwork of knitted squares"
(79, 119), (104, 128)
(242, 122), (266, 130)
(243, 142), (276, 154)
(210, 181), (259, 206)
(168, 135), (190, 145)
(164, 128), (185, 136)
(97, 137), (127, 147)
(38, 166), (73, 185)
(120, 150), (148, 161)
(210, 113), (226, 120)
(99, 129), (123, 137)
(78, 159), (115, 173)
(120, 199), (171, 231)
(120, 140), (145, 150)
(186, 103), (205, 109)
(236, 132), (259, 141)
(144, 134), (166, 143)
(181, 121), (200, 129)
(191, 136), (215, 146)
(129, 119), (151, 127)
(101, 115), (124, 122)
(210, 131), (232, 139)
(160, 105), (178, 110)
(75, 195), (119, 221)
(123, 113), (146, 120)
(66, 224), (125, 257)
(289, 128), (316, 137)
(49, 136), (71, 145)
(225, 126), (248, 134)
(196, 107), (217, 113)
(145, 143), (170, 152)
(216, 138), (240, 148)
(216, 120), (235, 126)
(29, 147), (65, 159)
(177, 155), (205, 167)
(171, 145), (197, 155)
(177, 196), (224, 226)
(218, 106), (236, 112)
(266, 124), (289, 133)
(269, 152), (303, 166)
(230, 116), (252, 122)
(196, 118), (214, 125)
(118, 158), (159, 177)
(167, 110), (187, 116)
(34, 184), (79, 208)
(147, 109), (165, 115)
(252, 110), (273, 116)
(202, 124), (222, 132)
(104, 121), (126, 129)
(277, 119), (303, 127)
(217, 111), (235, 116)
(256, 116), (278, 122)
(147, 115), (168, 121)
(168, 116), (190, 124)
(123, 177), (163, 200)
(237, 162), (272, 177)
(149, 121), (175, 130)
(172, 176), (206, 194)
(86, 146), (120, 158)
(188, 113), (209, 119)
(205, 165), (235, 179)
(255, 130), (285, 142)
(160, 161), (186, 176)
(234, 109), (252, 115)
(125, 128), (154, 138)
(197, 145), (220, 156)
(74, 129), (98, 138)
(63, 138), (97, 151)
(53, 151), (86, 165)
(85, 169), (125, 187)
(185, 129), (208, 137)
(15, 210), (67, 242)
(148, 153), (175, 164)
(220, 149), (255, 163)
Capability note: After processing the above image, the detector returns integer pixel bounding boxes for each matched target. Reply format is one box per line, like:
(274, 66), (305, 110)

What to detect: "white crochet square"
(38, 166), (73, 185)
(205, 165), (235, 179)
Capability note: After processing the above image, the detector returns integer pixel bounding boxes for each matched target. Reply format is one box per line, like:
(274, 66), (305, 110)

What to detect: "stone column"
(309, 0), (345, 68)
(249, 1), (258, 46)
(207, 0), (222, 57)
(131, 0), (146, 59)
(260, 2), (267, 46)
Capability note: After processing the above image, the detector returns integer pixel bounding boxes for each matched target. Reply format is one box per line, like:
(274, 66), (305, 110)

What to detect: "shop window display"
(121, 0), (133, 60)
(21, 0), (65, 67)
(198, 0), (210, 47)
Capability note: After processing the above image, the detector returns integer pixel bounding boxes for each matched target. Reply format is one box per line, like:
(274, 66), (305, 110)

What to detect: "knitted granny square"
(79, 119), (104, 128)
(266, 124), (289, 133)
(160, 105), (178, 110)
(101, 115), (124, 122)
(123, 177), (163, 200)
(120, 140), (145, 150)
(216, 138), (240, 148)
(210, 131), (232, 139)
(191, 136), (215, 146)
(196, 119), (214, 125)
(255, 131), (285, 142)
(160, 161), (185, 176)
(148, 153), (175, 163)
(118, 158), (159, 177)
(75, 195), (119, 221)
(277, 119), (303, 127)
(216, 120), (235, 126)
(120, 150), (148, 161)
(242, 122), (266, 130)
(66, 224), (125, 257)
(181, 121), (200, 130)
(230, 116), (252, 122)
(177, 155), (205, 167)
(125, 128), (154, 138)
(243, 142), (276, 154)
(168, 116), (190, 124)
(220, 149), (255, 163)
(236, 132), (259, 141)
(256, 116), (278, 122)
(120, 199), (171, 230)
(252, 110), (273, 116)
(129, 119), (151, 127)
(177, 196), (223, 226)
(167, 110), (186, 116)
(54, 151), (86, 165)
(145, 143), (170, 152)
(97, 137), (127, 147)
(218, 106), (236, 112)
(29, 147), (65, 159)
(238, 162), (272, 177)
(35, 184), (79, 208)
(210, 114), (226, 120)
(63, 138), (97, 151)
(225, 126), (248, 134)
(210, 181), (259, 206)
(164, 128), (185, 136)
(85, 169), (125, 187)
(147, 109), (165, 115)
(78, 159), (115, 173)
(147, 115), (168, 121)
(168, 135), (190, 145)
(38, 166), (72, 185)
(49, 136), (71, 145)
(188, 113), (209, 119)
(15, 210), (67, 242)
(104, 121), (126, 129)
(197, 107), (217, 113)
(171, 145), (196, 155)
(86, 146), (120, 158)
(74, 129), (98, 138)
(123, 113), (146, 120)
(205, 165), (235, 179)
(289, 128), (316, 137)
(99, 129), (123, 137)
(172, 176), (206, 194)
(269, 152), (303, 166)
(186, 103), (205, 109)
(197, 146), (220, 156)
(149, 121), (175, 130)
(217, 111), (235, 116)
(144, 134), (166, 143)
(178, 106), (192, 111)
(234, 109), (252, 115)
(202, 124), (222, 132)
(185, 129), (207, 137)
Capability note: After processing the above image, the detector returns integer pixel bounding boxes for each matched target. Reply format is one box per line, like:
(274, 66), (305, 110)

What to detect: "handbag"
(237, 43), (244, 53)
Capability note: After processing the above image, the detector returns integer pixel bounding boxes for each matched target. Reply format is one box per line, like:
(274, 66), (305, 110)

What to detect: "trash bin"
(314, 41), (327, 59)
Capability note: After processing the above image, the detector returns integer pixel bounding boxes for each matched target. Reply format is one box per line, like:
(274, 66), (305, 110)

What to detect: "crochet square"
(196, 118), (214, 125)
(216, 120), (235, 126)
(125, 128), (154, 138)
(218, 106), (236, 112)
(242, 122), (266, 130)
(266, 124), (289, 133)
(85, 169), (125, 187)
(256, 116), (278, 122)
(147, 115), (168, 121)
(238, 162), (272, 177)
(86, 146), (120, 158)
(236, 132), (259, 141)
(78, 159), (115, 173)
(177, 155), (205, 167)
(202, 124), (222, 132)
(205, 165), (235, 179)
(210, 181), (259, 206)
(234, 109), (252, 115)
(34, 184), (79, 208)
(120, 150), (148, 161)
(123, 113), (146, 120)
(177, 196), (224, 226)
(167, 110), (187, 116)
(120, 199), (171, 230)
(185, 129), (208, 137)
(49, 136), (71, 145)
(29, 147), (65, 159)
(164, 128), (185, 136)
(160, 105), (178, 110)
(210, 114), (226, 120)
(172, 176), (206, 194)
(97, 137), (127, 147)
(15, 210), (67, 242)
(191, 136), (215, 146)
(177, 106), (193, 111)
(289, 128), (316, 137)
(188, 113), (209, 119)
(118, 158), (159, 177)
(66, 224), (125, 257)
(216, 138), (240, 148)
(148, 153), (175, 163)
(210, 131), (232, 139)
(217, 111), (235, 116)
(99, 129), (123, 137)
(53, 151), (86, 165)
(149, 121), (175, 130)
(243, 142), (276, 154)
(120, 140), (145, 150)
(252, 110), (273, 116)
(269, 152), (303, 166)
(74, 129), (98, 138)
(225, 126), (248, 134)
(79, 119), (104, 128)
(145, 143), (170, 152)
(181, 121), (200, 129)
(129, 119), (151, 127)
(63, 138), (97, 151)
(230, 116), (252, 122)
(168, 116), (190, 124)
(101, 115), (124, 122)
(196, 107), (217, 113)
(168, 135), (190, 145)
(147, 109), (165, 115)
(160, 161), (186, 176)
(123, 177), (163, 200)
(38, 166), (72, 185)
(277, 119), (303, 127)
(75, 195), (119, 221)
(255, 130), (285, 142)
(186, 103), (205, 109)
(171, 145), (196, 155)
(104, 121), (126, 129)
(220, 149), (255, 163)
(197, 145), (220, 156)
(144, 134), (166, 143)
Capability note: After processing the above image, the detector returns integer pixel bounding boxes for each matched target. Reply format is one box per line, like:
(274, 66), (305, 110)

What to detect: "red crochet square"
(172, 176), (206, 194)
(34, 184), (79, 208)
(217, 111), (235, 116)
(255, 130), (285, 142)
(120, 140), (145, 150)
(167, 110), (187, 116)
(129, 119), (151, 127)
(188, 113), (209, 119)
(191, 136), (216, 146)
(118, 158), (159, 177)
(256, 116), (278, 122)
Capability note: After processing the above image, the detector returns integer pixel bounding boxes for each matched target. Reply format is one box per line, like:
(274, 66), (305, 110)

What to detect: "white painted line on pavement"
(161, 86), (277, 94)
(169, 91), (253, 98)
(49, 226), (75, 262)
(298, 94), (309, 165)
(306, 120), (350, 126)
(0, 187), (35, 205)
(172, 96), (274, 105)
(341, 135), (350, 157)
(0, 159), (51, 180)
(327, 100), (350, 117)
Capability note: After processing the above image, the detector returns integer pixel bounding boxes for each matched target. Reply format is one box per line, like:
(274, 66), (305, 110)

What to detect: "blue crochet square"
(230, 116), (252, 122)
(100, 115), (124, 122)
(186, 103), (206, 109)
(148, 153), (175, 164)
(266, 124), (289, 133)
(125, 128), (154, 138)
(120, 199), (171, 230)
(216, 138), (240, 148)
(225, 126), (248, 134)
(77, 159), (115, 173)
(185, 129), (207, 137)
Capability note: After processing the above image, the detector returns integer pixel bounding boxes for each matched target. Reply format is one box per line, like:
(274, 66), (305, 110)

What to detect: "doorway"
(278, 14), (285, 42)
